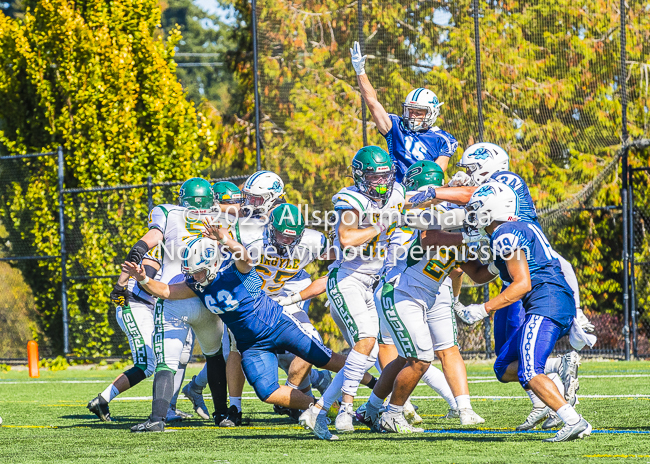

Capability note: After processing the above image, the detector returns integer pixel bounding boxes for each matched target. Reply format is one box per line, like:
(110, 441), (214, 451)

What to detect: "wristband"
(487, 262), (499, 276)
(372, 223), (386, 234)
(290, 292), (303, 304)
(139, 275), (150, 285)
(218, 236), (228, 245)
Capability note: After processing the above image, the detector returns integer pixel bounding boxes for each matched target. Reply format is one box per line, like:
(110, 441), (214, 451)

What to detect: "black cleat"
(130, 417), (165, 433)
(87, 396), (112, 422)
(273, 404), (303, 423)
(213, 409), (228, 426)
(218, 405), (243, 427)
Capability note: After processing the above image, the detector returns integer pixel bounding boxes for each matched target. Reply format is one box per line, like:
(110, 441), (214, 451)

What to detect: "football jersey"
(129, 251), (162, 308)
(187, 258), (283, 350)
(331, 183), (406, 275)
(489, 171), (538, 223)
(383, 114), (458, 182)
(491, 221), (574, 324)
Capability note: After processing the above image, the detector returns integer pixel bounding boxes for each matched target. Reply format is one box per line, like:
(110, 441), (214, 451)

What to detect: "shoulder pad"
(148, 204), (178, 231)
(298, 229), (327, 256)
(332, 187), (370, 212)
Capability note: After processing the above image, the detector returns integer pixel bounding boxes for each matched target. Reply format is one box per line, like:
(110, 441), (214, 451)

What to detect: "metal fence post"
(57, 146), (69, 355)
(483, 283), (492, 358)
(252, 0), (262, 171)
(147, 174), (153, 211)
(620, 0), (630, 361)
(629, 179), (637, 358)
(358, 0), (368, 147)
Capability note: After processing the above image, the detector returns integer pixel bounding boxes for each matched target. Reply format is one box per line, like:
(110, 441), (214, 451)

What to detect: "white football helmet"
(464, 182), (519, 233)
(242, 170), (285, 216)
(181, 237), (223, 288)
(402, 88), (444, 131)
(457, 142), (509, 185)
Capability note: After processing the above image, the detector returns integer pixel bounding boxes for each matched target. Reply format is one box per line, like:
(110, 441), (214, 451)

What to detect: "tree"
(0, 0), (214, 356)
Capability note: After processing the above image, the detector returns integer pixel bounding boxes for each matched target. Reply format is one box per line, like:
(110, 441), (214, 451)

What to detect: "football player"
(359, 161), (484, 433)
(123, 228), (373, 441)
(127, 177), (228, 433)
(349, 41), (458, 181)
(299, 146), (405, 437)
(456, 183), (592, 442)
(410, 142), (591, 429)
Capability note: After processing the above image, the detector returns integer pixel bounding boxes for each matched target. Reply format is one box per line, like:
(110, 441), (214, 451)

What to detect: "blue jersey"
(383, 114), (458, 183)
(187, 258), (283, 351)
(490, 171), (538, 222)
(491, 221), (575, 326)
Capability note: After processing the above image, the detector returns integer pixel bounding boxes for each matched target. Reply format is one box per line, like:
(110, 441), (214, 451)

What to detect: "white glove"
(454, 303), (489, 325)
(349, 41), (367, 76)
(278, 292), (303, 306)
(575, 307), (595, 333)
(448, 171), (475, 187)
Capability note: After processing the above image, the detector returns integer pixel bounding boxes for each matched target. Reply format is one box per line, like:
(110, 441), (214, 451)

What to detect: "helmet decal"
(269, 180), (283, 192)
(196, 246), (215, 266)
(476, 185), (496, 197)
(469, 148), (492, 160)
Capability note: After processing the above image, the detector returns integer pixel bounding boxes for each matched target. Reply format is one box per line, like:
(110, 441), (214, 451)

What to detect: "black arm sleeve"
(143, 264), (158, 278)
(127, 240), (149, 264)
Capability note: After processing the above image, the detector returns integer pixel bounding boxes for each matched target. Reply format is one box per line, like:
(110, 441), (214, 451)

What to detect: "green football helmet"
(351, 146), (395, 202)
(213, 181), (243, 205)
(179, 177), (214, 213)
(268, 203), (305, 256)
(404, 160), (445, 191)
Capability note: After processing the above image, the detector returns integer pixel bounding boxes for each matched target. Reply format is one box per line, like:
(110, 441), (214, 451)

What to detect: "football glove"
(408, 187), (436, 207)
(110, 283), (130, 308)
(278, 292), (303, 306)
(349, 41), (367, 76)
(575, 307), (595, 333)
(454, 302), (488, 325)
(448, 171), (474, 187)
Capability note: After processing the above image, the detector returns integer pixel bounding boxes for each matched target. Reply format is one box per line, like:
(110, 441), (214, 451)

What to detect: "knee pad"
(179, 349), (192, 366)
(366, 341), (379, 368)
(124, 366), (147, 386)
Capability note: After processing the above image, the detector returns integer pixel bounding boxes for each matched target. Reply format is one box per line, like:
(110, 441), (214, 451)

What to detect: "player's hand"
(454, 302), (488, 325)
(448, 171), (474, 187)
(278, 292), (303, 306)
(408, 187), (437, 207)
(202, 219), (229, 243)
(350, 41), (367, 76)
(110, 283), (130, 308)
(121, 261), (147, 282)
(576, 307), (595, 333)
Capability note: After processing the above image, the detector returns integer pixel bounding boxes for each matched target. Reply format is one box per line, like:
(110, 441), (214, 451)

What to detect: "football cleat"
(459, 408), (485, 425)
(218, 405), (242, 427)
(403, 400), (423, 425)
(299, 406), (338, 441)
(516, 407), (550, 431)
(355, 403), (383, 432)
(380, 412), (424, 433)
(182, 376), (210, 420)
(443, 408), (460, 419)
(335, 403), (355, 433)
(130, 417), (165, 433)
(87, 396), (112, 422)
(543, 417), (592, 442)
(173, 408), (193, 420)
(166, 407), (184, 423)
(558, 351), (580, 403)
(273, 404), (303, 423)
(542, 394), (577, 430)
(213, 409), (229, 426)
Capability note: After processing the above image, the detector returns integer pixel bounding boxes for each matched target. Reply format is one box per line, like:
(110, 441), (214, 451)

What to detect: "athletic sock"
(556, 404), (580, 425)
(317, 369), (345, 411)
(206, 352), (228, 413)
(387, 403), (403, 415)
(454, 394), (471, 410)
(151, 370), (175, 422)
(229, 396), (242, 413)
(368, 392), (384, 410)
(195, 363), (209, 389)
(545, 357), (561, 374)
(170, 363), (187, 408)
(100, 384), (120, 404)
(341, 349), (369, 398)
(526, 389), (545, 409)
(421, 365), (457, 409)
(548, 373), (565, 398)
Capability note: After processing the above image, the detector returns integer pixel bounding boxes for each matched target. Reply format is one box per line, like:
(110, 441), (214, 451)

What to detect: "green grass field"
(1, 360), (650, 463)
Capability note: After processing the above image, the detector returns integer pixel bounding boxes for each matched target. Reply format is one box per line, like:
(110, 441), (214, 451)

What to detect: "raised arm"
(115, 228), (164, 286)
(350, 41), (392, 135)
(121, 261), (195, 300)
(203, 220), (254, 274)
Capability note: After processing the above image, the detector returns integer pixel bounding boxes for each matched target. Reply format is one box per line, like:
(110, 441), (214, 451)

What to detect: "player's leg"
(223, 330), (245, 426)
(429, 286), (483, 425)
(167, 329), (195, 422)
(89, 302), (156, 422)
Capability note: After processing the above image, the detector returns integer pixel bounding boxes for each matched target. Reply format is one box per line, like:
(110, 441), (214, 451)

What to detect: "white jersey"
(130, 250), (162, 308)
(148, 204), (218, 284)
(385, 203), (461, 292)
(331, 183), (406, 275)
(246, 228), (327, 299)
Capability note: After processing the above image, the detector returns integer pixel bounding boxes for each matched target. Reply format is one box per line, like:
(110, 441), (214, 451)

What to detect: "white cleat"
(335, 403), (355, 433)
(558, 351), (581, 403)
(299, 406), (338, 441)
(459, 408), (485, 425)
(543, 417), (592, 442)
(182, 376), (210, 420)
(542, 410), (563, 429)
(403, 400), (423, 425)
(443, 408), (460, 419)
(380, 412), (424, 433)
(516, 407), (550, 431)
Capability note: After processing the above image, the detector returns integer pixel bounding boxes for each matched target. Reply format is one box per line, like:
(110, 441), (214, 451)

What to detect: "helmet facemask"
(402, 104), (438, 131)
(354, 168), (395, 203)
(269, 223), (304, 257)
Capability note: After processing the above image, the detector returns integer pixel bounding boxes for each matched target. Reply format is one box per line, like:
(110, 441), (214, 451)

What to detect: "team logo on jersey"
(476, 185), (495, 197)
(469, 147), (491, 160)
